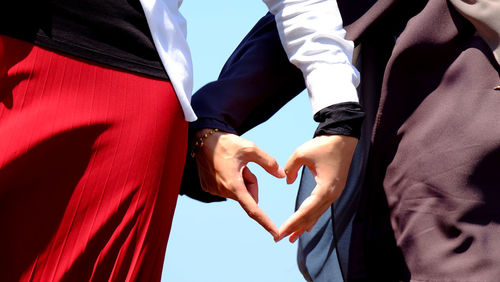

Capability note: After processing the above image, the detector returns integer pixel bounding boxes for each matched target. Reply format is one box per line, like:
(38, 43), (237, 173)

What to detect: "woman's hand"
(194, 129), (285, 240)
(276, 135), (357, 242)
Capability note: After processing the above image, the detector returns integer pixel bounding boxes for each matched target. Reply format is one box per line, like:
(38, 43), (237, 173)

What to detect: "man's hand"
(194, 129), (285, 240)
(276, 135), (357, 242)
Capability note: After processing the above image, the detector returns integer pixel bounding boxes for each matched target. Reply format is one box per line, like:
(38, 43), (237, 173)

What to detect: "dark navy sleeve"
(189, 13), (305, 135)
(179, 13), (305, 202)
(179, 13), (366, 202)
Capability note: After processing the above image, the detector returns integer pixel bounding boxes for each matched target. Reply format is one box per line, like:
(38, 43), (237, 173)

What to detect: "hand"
(194, 129), (286, 240)
(276, 135), (357, 242)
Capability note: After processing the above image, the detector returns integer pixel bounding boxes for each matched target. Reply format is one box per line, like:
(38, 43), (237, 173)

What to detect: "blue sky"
(162, 1), (317, 281)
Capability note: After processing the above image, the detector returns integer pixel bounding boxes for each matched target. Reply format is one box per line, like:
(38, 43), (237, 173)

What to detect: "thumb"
(242, 166), (259, 203)
(284, 149), (306, 184)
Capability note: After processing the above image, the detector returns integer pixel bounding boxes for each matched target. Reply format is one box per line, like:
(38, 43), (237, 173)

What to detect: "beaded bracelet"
(190, 128), (219, 158)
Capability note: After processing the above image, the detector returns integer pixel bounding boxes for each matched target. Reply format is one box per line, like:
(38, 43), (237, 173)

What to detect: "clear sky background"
(162, 1), (317, 281)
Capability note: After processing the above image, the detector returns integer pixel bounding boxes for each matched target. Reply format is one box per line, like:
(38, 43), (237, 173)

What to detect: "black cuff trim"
(313, 102), (365, 139)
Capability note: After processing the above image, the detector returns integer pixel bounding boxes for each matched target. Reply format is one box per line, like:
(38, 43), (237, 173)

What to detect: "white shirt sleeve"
(262, 0), (360, 115)
(140, 0), (197, 122)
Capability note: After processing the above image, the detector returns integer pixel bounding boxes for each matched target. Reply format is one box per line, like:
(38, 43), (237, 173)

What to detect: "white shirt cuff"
(306, 62), (360, 114)
(262, 0), (361, 116)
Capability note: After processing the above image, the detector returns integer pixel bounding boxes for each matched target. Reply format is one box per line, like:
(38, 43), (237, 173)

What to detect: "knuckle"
(301, 213), (314, 224)
(324, 186), (342, 201)
(267, 158), (278, 168)
(294, 149), (307, 162)
(245, 208), (258, 220)
(246, 210), (255, 219)
(245, 140), (257, 148)
(225, 179), (241, 192)
(240, 141), (257, 154)
(242, 146), (256, 156)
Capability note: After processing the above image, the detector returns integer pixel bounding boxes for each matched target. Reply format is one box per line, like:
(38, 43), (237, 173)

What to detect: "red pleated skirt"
(0, 35), (188, 281)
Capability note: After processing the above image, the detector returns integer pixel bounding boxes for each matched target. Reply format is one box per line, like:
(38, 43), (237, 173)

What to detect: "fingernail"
(290, 234), (301, 243)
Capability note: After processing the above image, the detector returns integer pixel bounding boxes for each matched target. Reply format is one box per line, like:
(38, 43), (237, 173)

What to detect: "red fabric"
(0, 35), (188, 281)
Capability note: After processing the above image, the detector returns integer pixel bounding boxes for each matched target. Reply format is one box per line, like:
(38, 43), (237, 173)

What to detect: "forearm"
(263, 0), (360, 115)
(191, 13), (304, 135)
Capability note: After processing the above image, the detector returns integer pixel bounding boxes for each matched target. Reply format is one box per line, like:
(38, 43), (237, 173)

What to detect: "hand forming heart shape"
(194, 129), (357, 242)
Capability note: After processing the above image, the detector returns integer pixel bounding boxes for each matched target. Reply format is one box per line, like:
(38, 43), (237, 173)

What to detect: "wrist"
(190, 128), (220, 158)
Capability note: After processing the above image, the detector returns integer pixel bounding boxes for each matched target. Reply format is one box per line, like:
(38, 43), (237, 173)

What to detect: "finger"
(277, 194), (323, 241)
(289, 228), (307, 243)
(242, 166), (258, 203)
(278, 213), (318, 243)
(284, 149), (306, 184)
(236, 190), (278, 240)
(280, 209), (321, 242)
(244, 145), (285, 179)
(276, 212), (304, 242)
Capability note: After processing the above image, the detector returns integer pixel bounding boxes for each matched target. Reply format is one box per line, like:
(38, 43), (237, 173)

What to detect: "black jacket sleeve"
(190, 13), (306, 135)
(179, 11), (370, 202)
(179, 13), (305, 202)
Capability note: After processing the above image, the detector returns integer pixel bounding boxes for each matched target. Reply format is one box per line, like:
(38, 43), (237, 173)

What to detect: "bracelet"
(190, 128), (219, 158)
